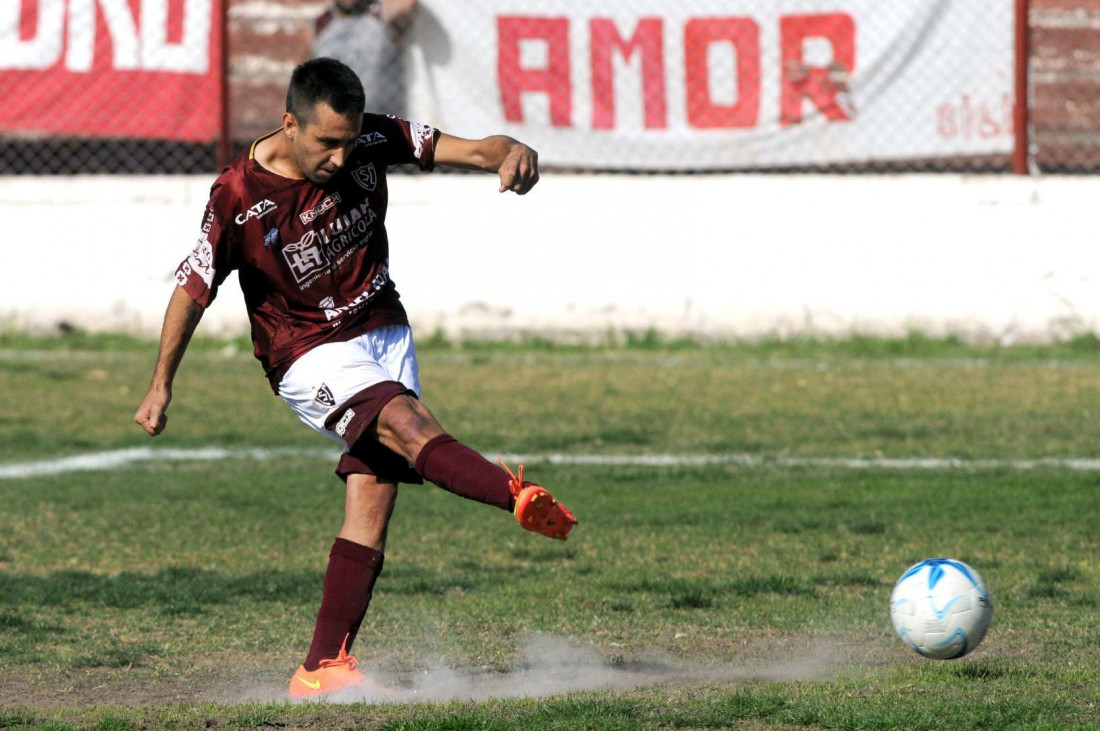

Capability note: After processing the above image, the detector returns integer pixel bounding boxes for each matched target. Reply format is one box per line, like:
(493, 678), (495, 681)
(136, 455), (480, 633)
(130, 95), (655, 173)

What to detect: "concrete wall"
(2, 174), (1096, 342)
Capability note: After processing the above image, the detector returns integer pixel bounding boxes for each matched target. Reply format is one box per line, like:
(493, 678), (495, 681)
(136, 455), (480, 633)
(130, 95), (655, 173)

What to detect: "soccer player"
(133, 57), (577, 699)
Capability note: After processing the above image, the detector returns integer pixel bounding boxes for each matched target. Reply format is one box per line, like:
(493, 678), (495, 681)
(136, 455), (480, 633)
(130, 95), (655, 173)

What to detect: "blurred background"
(1, 0), (1097, 340)
(3, 0), (1098, 174)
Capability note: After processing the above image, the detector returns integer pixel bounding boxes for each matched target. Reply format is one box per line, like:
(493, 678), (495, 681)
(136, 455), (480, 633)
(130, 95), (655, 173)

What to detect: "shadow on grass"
(0, 607), (163, 668)
(0, 563), (511, 617)
(607, 577), (816, 610)
(605, 572), (882, 610)
(948, 657), (1048, 682)
(0, 567), (320, 616)
(0, 609), (66, 660)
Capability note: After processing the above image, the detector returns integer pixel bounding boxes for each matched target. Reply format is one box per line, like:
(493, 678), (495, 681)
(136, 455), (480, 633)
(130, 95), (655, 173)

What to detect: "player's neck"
(254, 131), (306, 181)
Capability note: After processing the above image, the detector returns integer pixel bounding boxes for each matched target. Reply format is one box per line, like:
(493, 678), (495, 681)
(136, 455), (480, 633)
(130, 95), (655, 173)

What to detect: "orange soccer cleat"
(288, 636), (392, 700)
(499, 458), (579, 541)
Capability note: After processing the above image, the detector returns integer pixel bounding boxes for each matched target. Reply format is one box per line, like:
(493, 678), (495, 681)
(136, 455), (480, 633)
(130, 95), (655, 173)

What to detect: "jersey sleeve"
(174, 181), (237, 308)
(368, 114), (437, 171)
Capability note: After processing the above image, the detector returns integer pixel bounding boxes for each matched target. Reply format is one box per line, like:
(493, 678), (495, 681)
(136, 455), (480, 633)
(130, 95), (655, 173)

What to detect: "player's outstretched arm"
(434, 133), (539, 195)
(133, 285), (205, 437)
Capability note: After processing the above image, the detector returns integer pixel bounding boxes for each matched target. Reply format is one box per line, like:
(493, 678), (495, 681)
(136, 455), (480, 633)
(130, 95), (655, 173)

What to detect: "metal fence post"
(217, 0), (231, 171)
(1014, 0), (1031, 175)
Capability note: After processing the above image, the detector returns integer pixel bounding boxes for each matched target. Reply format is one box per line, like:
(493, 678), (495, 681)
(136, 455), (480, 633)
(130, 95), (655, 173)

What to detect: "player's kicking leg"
(373, 394), (579, 540)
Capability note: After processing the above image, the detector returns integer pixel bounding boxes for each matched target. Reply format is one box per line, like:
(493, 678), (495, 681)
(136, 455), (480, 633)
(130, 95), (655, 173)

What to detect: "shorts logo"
(351, 164), (377, 191)
(334, 408), (355, 437)
(314, 384), (336, 408)
(300, 193), (342, 225)
(235, 199), (277, 225)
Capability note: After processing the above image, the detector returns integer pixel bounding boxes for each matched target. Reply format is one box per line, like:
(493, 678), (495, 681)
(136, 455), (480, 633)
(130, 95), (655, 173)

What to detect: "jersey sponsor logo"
(300, 193), (342, 225)
(409, 121), (434, 160)
(334, 408), (355, 437)
(281, 200), (378, 288)
(200, 206), (215, 234)
(283, 231), (328, 284)
(319, 296), (335, 309)
(235, 199), (277, 225)
(263, 228), (279, 247)
(314, 384), (336, 408)
(320, 268), (390, 323)
(356, 131), (387, 147)
(177, 234), (216, 288)
(351, 164), (377, 191)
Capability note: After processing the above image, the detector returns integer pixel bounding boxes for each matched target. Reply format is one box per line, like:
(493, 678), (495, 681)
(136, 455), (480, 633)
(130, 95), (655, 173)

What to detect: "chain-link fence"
(2, 0), (1098, 174)
(0, 0), (227, 173)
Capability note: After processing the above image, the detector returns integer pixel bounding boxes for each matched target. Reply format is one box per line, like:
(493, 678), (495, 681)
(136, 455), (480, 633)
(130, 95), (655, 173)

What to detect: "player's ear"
(283, 112), (299, 141)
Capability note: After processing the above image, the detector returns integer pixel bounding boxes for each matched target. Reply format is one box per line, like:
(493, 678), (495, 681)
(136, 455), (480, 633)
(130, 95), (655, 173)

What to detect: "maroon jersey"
(175, 114), (437, 390)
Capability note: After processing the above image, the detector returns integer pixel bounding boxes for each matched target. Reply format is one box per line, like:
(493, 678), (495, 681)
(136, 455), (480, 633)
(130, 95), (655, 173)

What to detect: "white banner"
(406, 0), (1015, 170)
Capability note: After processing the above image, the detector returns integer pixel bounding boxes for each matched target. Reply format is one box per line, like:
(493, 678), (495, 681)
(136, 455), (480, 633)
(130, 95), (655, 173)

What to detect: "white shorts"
(277, 324), (421, 447)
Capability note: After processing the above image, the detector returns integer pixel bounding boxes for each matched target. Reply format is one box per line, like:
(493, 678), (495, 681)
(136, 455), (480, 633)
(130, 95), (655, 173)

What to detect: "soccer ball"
(889, 558), (993, 659)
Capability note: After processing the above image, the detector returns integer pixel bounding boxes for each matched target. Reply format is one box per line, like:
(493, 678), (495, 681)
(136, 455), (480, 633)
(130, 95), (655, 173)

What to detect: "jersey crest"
(351, 164), (377, 191)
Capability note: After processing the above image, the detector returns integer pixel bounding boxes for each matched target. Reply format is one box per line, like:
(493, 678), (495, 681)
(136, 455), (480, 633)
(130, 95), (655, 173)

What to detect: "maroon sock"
(414, 434), (515, 511)
(303, 538), (385, 671)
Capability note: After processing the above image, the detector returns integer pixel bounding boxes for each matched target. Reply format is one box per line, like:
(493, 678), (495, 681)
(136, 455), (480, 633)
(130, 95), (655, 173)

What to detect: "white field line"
(0, 447), (337, 479)
(3, 447), (1100, 480)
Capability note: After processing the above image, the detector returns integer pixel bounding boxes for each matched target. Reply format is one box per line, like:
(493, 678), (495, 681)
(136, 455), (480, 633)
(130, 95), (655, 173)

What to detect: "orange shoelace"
(318, 652), (359, 670)
(498, 457), (526, 498)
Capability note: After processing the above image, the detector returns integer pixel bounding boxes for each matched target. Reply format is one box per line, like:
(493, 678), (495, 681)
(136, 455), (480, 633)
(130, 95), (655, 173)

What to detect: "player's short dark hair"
(286, 58), (365, 127)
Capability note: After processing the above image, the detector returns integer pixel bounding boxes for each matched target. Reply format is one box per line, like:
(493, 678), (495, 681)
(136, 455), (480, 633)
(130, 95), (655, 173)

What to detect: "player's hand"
(134, 387), (171, 437)
(498, 143), (539, 195)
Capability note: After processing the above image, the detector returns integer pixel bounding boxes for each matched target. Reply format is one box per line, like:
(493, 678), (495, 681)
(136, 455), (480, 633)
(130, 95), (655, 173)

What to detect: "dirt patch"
(1, 635), (868, 709)
(0, 652), (288, 709)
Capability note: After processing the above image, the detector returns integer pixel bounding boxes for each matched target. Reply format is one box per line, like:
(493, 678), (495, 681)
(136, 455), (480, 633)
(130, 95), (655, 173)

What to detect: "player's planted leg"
(289, 634), (395, 700)
(289, 634), (361, 699)
(289, 475), (396, 698)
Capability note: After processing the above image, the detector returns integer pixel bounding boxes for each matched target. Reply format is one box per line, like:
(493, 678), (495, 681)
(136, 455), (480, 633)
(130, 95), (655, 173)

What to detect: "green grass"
(5, 332), (1100, 463)
(0, 335), (1098, 729)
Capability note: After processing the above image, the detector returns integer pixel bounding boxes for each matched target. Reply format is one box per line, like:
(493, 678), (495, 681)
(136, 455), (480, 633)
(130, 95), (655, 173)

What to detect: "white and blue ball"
(889, 558), (993, 660)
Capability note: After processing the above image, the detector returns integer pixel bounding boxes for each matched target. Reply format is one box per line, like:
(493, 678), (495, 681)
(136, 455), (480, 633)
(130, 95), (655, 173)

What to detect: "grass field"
(1, 333), (1098, 729)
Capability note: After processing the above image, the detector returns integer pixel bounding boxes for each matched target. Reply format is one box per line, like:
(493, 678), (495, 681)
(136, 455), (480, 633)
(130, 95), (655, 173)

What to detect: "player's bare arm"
(434, 133), (539, 195)
(133, 285), (205, 437)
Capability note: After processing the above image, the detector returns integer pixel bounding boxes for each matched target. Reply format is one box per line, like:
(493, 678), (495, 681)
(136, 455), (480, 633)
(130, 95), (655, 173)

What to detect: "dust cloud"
(237, 633), (848, 705)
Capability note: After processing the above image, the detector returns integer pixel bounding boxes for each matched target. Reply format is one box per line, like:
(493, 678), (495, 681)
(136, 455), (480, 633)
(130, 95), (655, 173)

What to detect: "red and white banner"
(408, 0), (1015, 169)
(0, 0), (222, 142)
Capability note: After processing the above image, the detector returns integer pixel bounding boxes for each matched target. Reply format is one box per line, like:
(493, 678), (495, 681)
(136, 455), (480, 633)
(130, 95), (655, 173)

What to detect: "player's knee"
(346, 473), (399, 508)
(376, 395), (444, 456)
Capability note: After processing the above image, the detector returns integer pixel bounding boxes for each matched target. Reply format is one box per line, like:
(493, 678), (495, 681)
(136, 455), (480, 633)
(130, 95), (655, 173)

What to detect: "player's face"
(288, 103), (362, 184)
